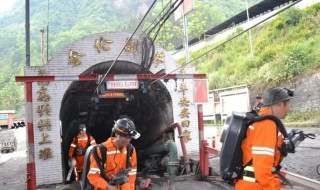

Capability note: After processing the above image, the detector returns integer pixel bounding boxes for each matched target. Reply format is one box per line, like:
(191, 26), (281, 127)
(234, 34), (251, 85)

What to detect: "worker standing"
(252, 95), (264, 114)
(236, 87), (294, 190)
(87, 118), (140, 190)
(69, 123), (96, 180)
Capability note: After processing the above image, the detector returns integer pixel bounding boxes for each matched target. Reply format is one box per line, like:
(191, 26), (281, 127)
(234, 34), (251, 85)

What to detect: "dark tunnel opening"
(60, 61), (175, 181)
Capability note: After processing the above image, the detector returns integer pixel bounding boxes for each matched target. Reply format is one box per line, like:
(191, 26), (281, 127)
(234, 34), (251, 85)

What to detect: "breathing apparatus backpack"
(219, 111), (289, 182)
(81, 143), (133, 190)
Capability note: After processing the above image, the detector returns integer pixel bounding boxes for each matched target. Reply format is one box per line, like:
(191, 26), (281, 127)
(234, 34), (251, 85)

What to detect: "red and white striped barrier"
(16, 74), (206, 82)
(26, 82), (36, 190)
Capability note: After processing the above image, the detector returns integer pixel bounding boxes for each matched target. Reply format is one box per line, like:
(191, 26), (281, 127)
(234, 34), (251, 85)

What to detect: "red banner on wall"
(194, 79), (209, 104)
(174, 0), (194, 21)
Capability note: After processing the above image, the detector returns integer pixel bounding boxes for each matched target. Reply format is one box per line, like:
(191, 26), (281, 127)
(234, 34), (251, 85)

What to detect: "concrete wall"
(250, 72), (320, 112)
(24, 32), (200, 185)
(287, 72), (320, 112)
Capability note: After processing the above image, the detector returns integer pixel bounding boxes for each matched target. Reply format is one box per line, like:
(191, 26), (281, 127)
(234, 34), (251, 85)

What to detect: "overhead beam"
(16, 74), (206, 82)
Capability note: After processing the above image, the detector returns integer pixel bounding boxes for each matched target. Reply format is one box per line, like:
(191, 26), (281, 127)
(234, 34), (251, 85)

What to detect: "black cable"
(93, 0), (159, 97)
(304, 133), (316, 139)
(146, 38), (155, 70)
(152, 0), (183, 41)
(139, 1), (171, 38)
(317, 164), (320, 175)
(150, 0), (303, 85)
(142, 36), (155, 71)
(106, 140), (119, 173)
(142, 0), (182, 71)
(140, 37), (148, 70)
(147, 0), (182, 36)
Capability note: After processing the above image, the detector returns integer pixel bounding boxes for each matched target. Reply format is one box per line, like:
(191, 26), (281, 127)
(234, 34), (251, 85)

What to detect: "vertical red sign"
(194, 79), (208, 104)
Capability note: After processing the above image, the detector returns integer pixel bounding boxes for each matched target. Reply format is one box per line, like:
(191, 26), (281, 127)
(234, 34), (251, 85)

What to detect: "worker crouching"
(87, 118), (140, 190)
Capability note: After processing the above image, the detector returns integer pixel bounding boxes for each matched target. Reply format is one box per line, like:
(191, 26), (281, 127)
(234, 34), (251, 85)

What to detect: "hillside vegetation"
(190, 3), (320, 90)
(0, 0), (261, 112)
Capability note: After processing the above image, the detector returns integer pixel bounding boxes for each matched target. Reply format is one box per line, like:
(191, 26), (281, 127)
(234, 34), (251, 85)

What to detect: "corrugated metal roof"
(175, 0), (300, 50)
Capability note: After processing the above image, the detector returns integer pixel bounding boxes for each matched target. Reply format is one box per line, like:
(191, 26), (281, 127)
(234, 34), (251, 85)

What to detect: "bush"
(282, 8), (304, 26)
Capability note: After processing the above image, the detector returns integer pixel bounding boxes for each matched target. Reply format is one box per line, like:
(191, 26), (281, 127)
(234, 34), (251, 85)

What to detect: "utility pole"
(182, 11), (189, 64)
(245, 0), (253, 54)
(26, 0), (30, 66)
(40, 30), (45, 65)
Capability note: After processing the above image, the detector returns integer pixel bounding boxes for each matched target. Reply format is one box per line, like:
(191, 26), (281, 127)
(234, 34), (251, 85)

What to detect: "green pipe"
(140, 140), (178, 176)
(165, 140), (178, 176)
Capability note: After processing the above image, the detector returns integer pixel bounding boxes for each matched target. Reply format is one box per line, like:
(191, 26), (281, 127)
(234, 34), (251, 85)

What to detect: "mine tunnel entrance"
(60, 61), (175, 181)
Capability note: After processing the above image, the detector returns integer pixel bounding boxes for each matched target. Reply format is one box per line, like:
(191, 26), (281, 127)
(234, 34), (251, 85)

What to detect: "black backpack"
(219, 111), (288, 182)
(81, 143), (134, 190)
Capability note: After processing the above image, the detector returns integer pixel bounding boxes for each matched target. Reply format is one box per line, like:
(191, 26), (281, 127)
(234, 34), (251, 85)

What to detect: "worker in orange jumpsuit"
(69, 123), (96, 180)
(235, 87), (294, 190)
(87, 118), (140, 190)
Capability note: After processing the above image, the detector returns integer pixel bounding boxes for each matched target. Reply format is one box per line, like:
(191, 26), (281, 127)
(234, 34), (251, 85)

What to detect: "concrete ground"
(0, 150), (27, 190)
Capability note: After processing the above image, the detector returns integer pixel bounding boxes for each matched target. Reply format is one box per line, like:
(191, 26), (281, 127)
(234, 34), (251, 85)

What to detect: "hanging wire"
(146, 0), (182, 37)
(93, 0), (159, 97)
(161, 0), (166, 49)
(150, 0), (303, 85)
(139, 1), (171, 38)
(152, 0), (183, 41)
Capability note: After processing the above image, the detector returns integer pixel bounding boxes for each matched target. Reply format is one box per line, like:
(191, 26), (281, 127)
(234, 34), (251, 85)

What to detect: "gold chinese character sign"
(179, 83), (188, 94)
(94, 37), (113, 53)
(38, 119), (52, 131)
(179, 69), (186, 74)
(179, 97), (190, 107)
(37, 104), (51, 117)
(39, 133), (52, 145)
(68, 50), (85, 66)
(182, 130), (192, 142)
(39, 148), (53, 160)
(37, 70), (49, 86)
(38, 86), (51, 102)
(181, 120), (190, 128)
(153, 52), (164, 68)
(124, 38), (139, 55)
(179, 108), (190, 118)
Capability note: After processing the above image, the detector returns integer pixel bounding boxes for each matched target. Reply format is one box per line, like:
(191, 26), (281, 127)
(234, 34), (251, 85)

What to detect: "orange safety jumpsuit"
(235, 107), (284, 190)
(69, 133), (96, 172)
(87, 137), (137, 190)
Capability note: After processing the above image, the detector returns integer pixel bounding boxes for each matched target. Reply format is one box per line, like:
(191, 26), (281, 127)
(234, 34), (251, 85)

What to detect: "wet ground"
(0, 151), (27, 190)
(282, 127), (320, 181)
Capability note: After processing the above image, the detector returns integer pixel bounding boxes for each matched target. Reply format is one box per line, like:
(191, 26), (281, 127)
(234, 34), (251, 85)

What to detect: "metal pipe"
(140, 140), (178, 176)
(40, 30), (45, 65)
(165, 140), (178, 176)
(245, 0), (253, 54)
(170, 122), (191, 174)
(25, 0), (30, 66)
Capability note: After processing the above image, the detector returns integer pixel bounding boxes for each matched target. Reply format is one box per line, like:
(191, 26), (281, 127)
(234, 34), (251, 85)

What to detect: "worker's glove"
(109, 168), (130, 185)
(77, 148), (86, 155)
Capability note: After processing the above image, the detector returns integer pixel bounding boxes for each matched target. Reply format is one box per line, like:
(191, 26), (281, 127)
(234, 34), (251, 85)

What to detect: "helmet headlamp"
(114, 125), (140, 139)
